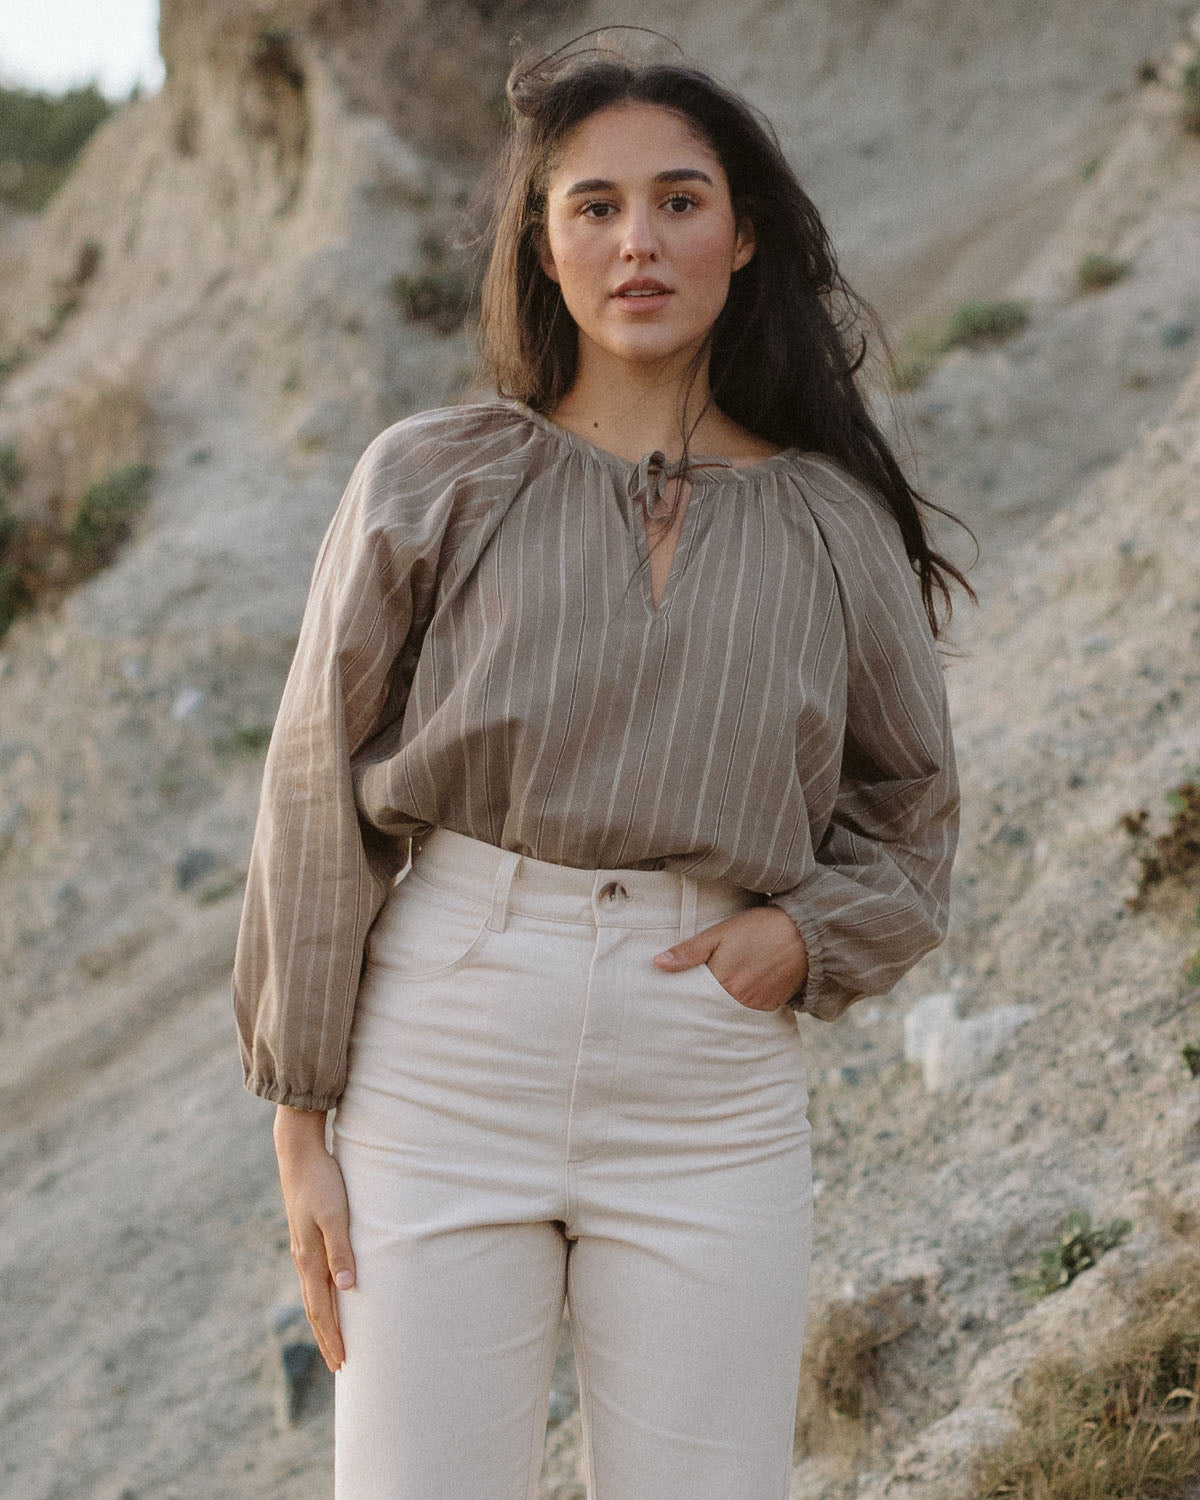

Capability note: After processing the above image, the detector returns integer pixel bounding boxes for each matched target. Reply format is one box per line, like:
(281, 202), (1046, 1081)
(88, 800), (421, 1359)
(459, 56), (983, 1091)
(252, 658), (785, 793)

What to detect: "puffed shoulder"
(349, 399), (551, 513)
(785, 452), (903, 539)
(784, 453), (928, 623)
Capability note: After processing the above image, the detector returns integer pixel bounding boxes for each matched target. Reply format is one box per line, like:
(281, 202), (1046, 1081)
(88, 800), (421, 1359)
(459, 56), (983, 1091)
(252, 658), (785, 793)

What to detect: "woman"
(234, 39), (968, 1500)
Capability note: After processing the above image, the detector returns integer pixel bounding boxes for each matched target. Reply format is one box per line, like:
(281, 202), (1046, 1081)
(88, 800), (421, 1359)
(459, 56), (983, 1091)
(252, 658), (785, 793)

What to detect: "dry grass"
(1122, 777), (1200, 905)
(1121, 770), (1200, 983)
(965, 1250), (1200, 1500)
(1182, 54), (1200, 135)
(802, 1282), (921, 1424)
(890, 323), (949, 391)
(1075, 251), (1131, 293)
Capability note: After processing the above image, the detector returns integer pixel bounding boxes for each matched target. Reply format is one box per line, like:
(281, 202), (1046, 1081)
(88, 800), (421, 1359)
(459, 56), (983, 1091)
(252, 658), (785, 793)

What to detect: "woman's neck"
(548, 363), (780, 466)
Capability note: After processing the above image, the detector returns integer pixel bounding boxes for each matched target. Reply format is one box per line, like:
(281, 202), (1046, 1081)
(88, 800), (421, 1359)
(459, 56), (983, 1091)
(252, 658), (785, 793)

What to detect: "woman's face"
(538, 101), (755, 378)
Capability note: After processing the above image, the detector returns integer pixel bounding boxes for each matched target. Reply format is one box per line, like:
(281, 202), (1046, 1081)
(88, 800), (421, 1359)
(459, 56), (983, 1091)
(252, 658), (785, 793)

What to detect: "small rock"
(268, 1303), (331, 1430)
(0, 800), (27, 854)
(851, 1001), (886, 1027)
(175, 847), (220, 891)
(1160, 320), (1194, 349)
(54, 880), (83, 916)
(903, 991), (959, 1063)
(172, 687), (206, 721)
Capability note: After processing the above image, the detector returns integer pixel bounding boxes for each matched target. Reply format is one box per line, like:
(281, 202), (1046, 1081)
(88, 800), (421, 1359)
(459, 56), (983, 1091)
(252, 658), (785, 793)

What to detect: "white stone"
(922, 1006), (1038, 1093)
(903, 990), (960, 1062)
(171, 686), (206, 721)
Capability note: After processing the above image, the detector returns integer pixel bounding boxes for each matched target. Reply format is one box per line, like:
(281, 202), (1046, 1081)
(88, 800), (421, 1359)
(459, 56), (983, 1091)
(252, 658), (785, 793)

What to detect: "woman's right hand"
(273, 1104), (356, 1372)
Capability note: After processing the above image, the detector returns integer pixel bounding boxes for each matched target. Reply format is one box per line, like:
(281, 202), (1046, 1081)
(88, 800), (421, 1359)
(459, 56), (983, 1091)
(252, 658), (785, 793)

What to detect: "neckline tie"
(628, 450), (733, 522)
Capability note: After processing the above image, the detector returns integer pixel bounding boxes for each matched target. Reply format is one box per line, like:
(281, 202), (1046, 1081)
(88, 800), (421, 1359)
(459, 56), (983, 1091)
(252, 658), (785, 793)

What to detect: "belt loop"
(679, 874), (698, 942)
(487, 849), (521, 933)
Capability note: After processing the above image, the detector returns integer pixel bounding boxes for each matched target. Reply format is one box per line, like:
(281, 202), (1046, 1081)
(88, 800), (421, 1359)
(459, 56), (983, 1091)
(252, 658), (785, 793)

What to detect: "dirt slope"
(1, 3), (1198, 1497)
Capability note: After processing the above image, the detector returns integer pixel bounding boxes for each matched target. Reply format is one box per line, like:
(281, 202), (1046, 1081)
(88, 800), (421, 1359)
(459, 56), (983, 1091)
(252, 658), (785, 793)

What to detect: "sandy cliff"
(2, 3), (1199, 1497)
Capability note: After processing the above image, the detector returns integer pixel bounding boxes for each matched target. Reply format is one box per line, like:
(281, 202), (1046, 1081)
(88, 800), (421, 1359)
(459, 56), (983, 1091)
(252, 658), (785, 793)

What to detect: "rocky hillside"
(2, 3), (1199, 1497)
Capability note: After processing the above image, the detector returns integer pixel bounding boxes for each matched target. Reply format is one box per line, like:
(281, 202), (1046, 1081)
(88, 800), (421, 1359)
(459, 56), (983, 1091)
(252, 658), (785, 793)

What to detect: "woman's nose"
(620, 205), (658, 261)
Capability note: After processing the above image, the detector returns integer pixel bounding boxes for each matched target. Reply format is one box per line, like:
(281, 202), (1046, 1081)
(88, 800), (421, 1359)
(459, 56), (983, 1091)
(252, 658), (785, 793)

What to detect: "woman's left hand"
(653, 904), (809, 1011)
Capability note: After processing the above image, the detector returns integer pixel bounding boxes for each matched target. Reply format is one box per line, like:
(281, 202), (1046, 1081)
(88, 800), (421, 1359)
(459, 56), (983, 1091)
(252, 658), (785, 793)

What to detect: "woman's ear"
(732, 215), (756, 273)
(535, 227), (561, 284)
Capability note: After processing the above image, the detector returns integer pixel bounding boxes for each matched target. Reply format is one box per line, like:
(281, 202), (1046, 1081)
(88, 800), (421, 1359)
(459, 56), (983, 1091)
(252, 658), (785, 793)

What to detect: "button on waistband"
(598, 880), (629, 903)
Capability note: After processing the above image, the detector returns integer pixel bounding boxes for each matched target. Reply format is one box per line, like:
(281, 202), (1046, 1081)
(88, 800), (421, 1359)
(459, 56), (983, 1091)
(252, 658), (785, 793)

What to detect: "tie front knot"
(628, 450), (733, 521)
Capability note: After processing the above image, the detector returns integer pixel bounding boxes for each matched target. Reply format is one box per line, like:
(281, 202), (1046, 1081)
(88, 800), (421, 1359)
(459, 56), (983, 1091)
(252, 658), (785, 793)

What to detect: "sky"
(0, 0), (163, 99)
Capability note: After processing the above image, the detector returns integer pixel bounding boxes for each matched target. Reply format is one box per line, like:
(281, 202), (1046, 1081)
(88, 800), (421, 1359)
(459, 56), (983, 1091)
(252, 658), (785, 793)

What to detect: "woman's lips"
(612, 280), (672, 311)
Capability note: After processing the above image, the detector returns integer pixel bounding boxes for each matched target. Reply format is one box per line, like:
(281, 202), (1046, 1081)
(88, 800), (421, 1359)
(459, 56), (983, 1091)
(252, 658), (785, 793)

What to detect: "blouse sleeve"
(769, 464), (960, 1021)
(232, 419), (452, 1110)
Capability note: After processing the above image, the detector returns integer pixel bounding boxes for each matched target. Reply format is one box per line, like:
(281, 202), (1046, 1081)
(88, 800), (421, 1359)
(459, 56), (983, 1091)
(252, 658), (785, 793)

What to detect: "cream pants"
(332, 828), (813, 1500)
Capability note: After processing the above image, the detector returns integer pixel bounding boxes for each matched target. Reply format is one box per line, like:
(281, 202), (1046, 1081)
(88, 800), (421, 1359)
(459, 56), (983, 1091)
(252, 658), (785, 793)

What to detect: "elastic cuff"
(768, 898), (827, 1013)
(242, 1073), (342, 1112)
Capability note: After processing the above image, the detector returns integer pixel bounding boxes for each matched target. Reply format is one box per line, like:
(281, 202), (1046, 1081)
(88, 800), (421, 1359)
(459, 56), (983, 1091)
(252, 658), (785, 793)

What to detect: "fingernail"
(335, 1271), (354, 1289)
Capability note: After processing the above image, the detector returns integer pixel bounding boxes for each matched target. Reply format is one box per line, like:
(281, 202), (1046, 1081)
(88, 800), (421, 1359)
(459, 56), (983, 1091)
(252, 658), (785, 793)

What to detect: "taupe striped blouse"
(234, 400), (958, 1109)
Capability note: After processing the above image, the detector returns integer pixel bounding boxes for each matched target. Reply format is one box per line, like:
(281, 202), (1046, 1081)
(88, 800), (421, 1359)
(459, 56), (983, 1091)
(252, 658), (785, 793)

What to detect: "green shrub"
(942, 299), (1029, 350)
(0, 347), (28, 387)
(889, 325), (945, 392)
(213, 723), (275, 760)
(1182, 54), (1200, 133)
(1013, 1208), (1132, 1299)
(66, 461), (153, 572)
(1075, 251), (1131, 292)
(196, 877), (243, 905)
(0, 82), (113, 212)
(0, 442), (20, 498)
(0, 443), (26, 636)
(888, 300), (1030, 390)
(0, 447), (153, 640)
(0, 562), (30, 637)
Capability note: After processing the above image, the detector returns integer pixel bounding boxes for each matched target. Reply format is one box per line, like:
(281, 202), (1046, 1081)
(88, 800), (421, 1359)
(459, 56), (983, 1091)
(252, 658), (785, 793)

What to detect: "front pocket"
(693, 959), (780, 1017)
(364, 873), (492, 981)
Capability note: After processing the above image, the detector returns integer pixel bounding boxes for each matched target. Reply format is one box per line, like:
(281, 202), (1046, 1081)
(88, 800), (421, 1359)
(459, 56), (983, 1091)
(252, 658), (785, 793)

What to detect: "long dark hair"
(478, 39), (973, 635)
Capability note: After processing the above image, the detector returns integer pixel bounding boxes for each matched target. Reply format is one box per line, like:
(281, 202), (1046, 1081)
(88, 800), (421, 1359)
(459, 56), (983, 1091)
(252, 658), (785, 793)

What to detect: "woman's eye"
(664, 193), (699, 213)
(580, 200), (617, 219)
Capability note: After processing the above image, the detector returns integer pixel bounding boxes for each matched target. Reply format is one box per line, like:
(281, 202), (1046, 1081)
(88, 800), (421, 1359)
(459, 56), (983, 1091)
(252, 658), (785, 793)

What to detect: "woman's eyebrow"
(562, 168), (715, 198)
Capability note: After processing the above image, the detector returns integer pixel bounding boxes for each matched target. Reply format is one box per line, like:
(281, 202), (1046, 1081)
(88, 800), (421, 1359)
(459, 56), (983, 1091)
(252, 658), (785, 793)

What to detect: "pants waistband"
(406, 828), (759, 939)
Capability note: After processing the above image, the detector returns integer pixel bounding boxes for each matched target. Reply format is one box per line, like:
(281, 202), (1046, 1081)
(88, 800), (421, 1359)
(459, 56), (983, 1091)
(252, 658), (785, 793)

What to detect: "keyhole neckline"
(503, 398), (802, 484)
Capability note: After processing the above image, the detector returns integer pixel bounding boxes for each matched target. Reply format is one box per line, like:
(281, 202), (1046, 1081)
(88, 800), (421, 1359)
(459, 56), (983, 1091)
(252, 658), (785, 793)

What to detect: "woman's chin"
(584, 329), (709, 375)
